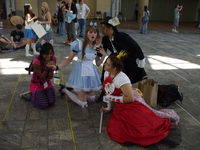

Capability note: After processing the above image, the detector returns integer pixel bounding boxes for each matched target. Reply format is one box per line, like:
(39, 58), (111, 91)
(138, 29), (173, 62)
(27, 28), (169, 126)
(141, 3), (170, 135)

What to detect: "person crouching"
(29, 43), (56, 109)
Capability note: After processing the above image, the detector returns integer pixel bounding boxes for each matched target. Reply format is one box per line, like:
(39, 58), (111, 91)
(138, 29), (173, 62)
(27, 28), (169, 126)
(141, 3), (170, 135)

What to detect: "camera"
(96, 45), (103, 57)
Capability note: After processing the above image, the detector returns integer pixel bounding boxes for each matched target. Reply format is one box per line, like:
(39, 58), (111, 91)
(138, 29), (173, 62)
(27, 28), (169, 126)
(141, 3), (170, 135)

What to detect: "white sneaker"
(78, 100), (88, 108)
(33, 51), (39, 55)
(172, 29), (178, 33)
(63, 88), (88, 108)
(25, 53), (33, 57)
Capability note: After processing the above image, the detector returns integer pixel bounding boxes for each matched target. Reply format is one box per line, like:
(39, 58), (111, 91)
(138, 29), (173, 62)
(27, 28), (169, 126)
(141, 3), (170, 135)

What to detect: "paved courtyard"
(0, 23), (200, 150)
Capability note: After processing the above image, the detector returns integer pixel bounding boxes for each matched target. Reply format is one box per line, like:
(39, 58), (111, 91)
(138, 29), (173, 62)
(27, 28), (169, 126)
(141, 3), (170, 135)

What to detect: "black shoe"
(121, 142), (134, 147)
(20, 92), (31, 101)
(59, 84), (66, 96)
(96, 92), (104, 103)
(66, 87), (73, 91)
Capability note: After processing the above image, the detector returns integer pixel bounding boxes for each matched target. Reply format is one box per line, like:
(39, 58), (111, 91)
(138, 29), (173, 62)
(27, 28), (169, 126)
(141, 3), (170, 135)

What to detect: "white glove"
(136, 58), (146, 68)
(103, 96), (112, 111)
(105, 95), (124, 103)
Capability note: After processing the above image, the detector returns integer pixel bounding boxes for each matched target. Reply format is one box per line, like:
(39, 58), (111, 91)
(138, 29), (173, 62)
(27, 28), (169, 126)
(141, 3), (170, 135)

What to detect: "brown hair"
(81, 26), (100, 59)
(24, 4), (35, 18)
(107, 53), (123, 72)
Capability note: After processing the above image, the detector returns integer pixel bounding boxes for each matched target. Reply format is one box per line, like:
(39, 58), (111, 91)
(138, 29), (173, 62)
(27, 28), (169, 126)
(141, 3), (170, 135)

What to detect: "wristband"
(103, 96), (112, 111)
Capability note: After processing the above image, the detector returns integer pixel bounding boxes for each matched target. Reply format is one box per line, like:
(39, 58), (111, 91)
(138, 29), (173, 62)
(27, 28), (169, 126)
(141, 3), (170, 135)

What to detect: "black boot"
(96, 91), (104, 103)
(59, 84), (66, 96)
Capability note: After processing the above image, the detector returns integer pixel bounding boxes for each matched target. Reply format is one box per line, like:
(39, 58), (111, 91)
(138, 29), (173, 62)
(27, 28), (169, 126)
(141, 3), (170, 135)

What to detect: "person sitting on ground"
(9, 11), (16, 17)
(29, 43), (56, 109)
(101, 54), (180, 146)
(97, 17), (147, 102)
(0, 33), (15, 51)
(52, 26), (106, 108)
(10, 24), (26, 50)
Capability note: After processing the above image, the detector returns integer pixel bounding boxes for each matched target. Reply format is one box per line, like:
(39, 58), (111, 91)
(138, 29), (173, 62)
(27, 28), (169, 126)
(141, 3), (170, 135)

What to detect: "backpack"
(157, 84), (183, 107)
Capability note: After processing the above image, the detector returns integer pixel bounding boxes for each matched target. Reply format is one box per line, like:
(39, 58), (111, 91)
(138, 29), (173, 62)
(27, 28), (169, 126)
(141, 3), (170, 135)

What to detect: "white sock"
(25, 44), (30, 51)
(25, 44), (32, 57)
(31, 43), (39, 55)
(63, 88), (88, 108)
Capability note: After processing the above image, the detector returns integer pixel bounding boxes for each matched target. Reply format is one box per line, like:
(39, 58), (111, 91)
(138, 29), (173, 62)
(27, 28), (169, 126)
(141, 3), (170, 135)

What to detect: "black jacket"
(102, 32), (146, 83)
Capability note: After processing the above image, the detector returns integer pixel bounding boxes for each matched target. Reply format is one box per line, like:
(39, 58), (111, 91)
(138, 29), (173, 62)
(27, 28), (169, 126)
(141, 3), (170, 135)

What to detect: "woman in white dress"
(101, 54), (180, 146)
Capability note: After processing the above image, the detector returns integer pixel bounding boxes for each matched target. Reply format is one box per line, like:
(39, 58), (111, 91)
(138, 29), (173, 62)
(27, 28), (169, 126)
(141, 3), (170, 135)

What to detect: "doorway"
(0, 0), (6, 19)
(1, 0), (16, 18)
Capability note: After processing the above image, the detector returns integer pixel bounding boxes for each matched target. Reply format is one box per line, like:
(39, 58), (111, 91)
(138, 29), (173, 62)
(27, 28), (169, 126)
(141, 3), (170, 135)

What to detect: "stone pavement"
(0, 24), (200, 150)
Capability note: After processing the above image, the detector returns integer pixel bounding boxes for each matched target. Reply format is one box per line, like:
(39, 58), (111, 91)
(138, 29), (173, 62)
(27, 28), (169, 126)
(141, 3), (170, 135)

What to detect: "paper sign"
(30, 21), (47, 38)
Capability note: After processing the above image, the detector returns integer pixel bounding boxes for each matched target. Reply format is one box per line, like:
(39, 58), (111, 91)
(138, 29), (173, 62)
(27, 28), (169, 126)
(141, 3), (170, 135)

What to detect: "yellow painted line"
(175, 102), (200, 127)
(0, 74), (21, 128)
(64, 94), (77, 150)
(60, 72), (77, 150)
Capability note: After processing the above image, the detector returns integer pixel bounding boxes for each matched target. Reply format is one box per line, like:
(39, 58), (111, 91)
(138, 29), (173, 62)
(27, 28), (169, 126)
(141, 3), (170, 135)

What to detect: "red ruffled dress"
(103, 72), (178, 146)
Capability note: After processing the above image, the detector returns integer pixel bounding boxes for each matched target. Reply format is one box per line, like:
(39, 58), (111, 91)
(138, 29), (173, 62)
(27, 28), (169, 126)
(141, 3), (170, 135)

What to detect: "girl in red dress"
(101, 54), (180, 146)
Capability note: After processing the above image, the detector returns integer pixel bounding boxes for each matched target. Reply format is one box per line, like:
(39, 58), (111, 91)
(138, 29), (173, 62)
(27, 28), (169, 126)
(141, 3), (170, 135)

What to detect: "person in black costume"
(101, 17), (147, 84)
(96, 17), (147, 102)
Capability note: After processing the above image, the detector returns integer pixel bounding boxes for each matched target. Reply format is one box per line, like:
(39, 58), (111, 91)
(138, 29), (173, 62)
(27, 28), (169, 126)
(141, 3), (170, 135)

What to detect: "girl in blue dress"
(57, 26), (106, 107)
(24, 3), (39, 56)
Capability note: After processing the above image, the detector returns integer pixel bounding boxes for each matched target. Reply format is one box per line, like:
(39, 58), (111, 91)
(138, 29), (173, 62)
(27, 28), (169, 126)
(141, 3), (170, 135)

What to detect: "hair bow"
(89, 21), (97, 27)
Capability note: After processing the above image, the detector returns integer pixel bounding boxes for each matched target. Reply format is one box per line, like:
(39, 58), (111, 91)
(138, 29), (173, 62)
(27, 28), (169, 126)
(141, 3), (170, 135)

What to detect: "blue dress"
(24, 21), (37, 39)
(66, 40), (102, 91)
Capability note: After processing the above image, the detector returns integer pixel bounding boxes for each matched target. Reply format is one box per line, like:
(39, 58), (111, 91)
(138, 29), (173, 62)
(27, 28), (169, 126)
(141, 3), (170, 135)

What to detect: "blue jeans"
(78, 19), (86, 37)
(140, 21), (149, 34)
(58, 21), (65, 35)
